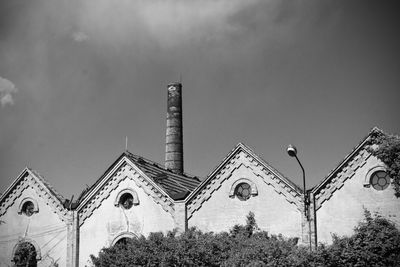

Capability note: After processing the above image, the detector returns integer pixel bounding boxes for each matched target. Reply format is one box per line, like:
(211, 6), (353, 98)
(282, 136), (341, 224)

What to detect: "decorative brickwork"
(78, 158), (174, 226)
(187, 144), (302, 219)
(0, 169), (69, 222)
(314, 147), (370, 210)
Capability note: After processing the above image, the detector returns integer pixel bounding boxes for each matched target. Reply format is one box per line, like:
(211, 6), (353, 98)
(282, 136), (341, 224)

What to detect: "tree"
(13, 242), (37, 267)
(91, 211), (400, 267)
(368, 130), (400, 197)
(91, 213), (301, 267)
(287, 210), (400, 267)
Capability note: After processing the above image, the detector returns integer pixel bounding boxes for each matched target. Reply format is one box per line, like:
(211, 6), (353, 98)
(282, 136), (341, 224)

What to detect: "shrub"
(91, 211), (400, 267)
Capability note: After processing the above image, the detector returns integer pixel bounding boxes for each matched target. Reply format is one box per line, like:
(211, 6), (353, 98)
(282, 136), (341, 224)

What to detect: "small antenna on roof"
(125, 136), (128, 151)
(179, 73), (182, 84)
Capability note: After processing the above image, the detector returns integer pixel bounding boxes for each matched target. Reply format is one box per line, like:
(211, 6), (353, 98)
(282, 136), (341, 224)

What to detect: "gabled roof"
(0, 168), (68, 221)
(77, 151), (201, 204)
(187, 142), (302, 203)
(312, 127), (382, 196)
(125, 152), (201, 200)
(0, 168), (65, 205)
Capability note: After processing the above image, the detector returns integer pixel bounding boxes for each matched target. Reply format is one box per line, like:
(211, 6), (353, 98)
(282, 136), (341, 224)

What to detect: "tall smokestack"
(165, 82), (183, 174)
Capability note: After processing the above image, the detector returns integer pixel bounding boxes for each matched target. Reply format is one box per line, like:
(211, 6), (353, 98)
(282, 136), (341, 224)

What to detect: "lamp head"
(287, 145), (297, 157)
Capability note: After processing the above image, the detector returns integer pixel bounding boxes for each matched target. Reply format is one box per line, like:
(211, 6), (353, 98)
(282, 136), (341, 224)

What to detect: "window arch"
(11, 238), (41, 266)
(110, 232), (137, 247)
(114, 188), (139, 209)
(229, 178), (258, 200)
(364, 166), (391, 191)
(18, 197), (39, 216)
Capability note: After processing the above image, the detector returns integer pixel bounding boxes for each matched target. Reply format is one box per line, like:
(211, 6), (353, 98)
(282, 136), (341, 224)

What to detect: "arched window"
(235, 183), (252, 201)
(12, 239), (41, 267)
(18, 198), (39, 216)
(229, 178), (258, 201)
(111, 232), (137, 247)
(114, 188), (140, 209)
(364, 166), (391, 191)
(370, 171), (390, 191)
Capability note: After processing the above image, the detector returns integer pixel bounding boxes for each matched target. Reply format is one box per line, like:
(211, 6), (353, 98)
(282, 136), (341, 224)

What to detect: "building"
(0, 83), (399, 266)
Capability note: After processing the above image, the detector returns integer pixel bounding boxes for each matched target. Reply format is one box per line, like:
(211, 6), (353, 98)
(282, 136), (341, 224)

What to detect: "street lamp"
(287, 144), (308, 219)
(287, 144), (312, 251)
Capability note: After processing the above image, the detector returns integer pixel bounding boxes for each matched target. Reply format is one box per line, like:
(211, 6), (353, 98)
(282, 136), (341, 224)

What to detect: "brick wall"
(0, 186), (68, 267)
(188, 153), (302, 239)
(315, 155), (400, 244)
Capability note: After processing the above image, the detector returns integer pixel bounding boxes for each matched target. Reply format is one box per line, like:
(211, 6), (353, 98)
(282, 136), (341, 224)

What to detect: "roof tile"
(125, 152), (201, 200)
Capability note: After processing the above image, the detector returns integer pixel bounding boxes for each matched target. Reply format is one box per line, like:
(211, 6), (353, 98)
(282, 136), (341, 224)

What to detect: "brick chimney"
(165, 83), (183, 174)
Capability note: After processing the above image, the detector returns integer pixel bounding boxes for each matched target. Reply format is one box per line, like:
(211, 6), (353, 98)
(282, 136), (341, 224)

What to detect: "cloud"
(0, 76), (18, 107)
(72, 31), (89, 42)
(77, 0), (260, 48)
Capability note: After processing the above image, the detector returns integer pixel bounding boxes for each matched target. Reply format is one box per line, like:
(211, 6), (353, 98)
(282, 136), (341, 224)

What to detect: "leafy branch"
(368, 130), (400, 197)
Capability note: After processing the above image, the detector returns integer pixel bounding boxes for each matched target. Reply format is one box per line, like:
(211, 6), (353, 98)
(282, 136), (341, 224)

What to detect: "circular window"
(119, 193), (134, 209)
(235, 183), (251, 201)
(370, 171), (390, 191)
(22, 201), (35, 217)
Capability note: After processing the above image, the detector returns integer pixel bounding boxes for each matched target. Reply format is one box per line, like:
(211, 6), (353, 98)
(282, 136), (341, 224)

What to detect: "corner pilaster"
(300, 192), (317, 250)
(173, 201), (187, 233)
(67, 210), (79, 267)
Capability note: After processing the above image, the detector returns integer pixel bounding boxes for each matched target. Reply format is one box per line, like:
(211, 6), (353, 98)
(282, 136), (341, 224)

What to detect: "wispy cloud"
(72, 31), (89, 42)
(77, 0), (260, 48)
(0, 76), (18, 107)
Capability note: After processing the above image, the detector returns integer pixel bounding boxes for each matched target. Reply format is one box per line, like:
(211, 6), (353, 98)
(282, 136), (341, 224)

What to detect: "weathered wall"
(315, 154), (400, 244)
(78, 171), (175, 267)
(188, 152), (302, 238)
(0, 186), (68, 267)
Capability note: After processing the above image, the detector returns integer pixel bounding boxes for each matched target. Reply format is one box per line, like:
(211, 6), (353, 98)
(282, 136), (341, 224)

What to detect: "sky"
(0, 0), (399, 199)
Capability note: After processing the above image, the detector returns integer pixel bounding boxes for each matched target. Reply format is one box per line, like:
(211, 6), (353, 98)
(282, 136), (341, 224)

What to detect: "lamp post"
(287, 144), (312, 250)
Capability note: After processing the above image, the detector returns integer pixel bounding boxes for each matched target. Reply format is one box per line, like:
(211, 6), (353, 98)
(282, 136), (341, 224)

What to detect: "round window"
(370, 171), (390, 191)
(235, 183), (251, 201)
(22, 201), (35, 217)
(119, 193), (134, 209)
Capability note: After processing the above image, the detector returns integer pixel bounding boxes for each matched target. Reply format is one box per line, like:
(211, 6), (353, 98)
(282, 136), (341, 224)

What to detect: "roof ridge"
(27, 168), (66, 202)
(312, 127), (385, 194)
(124, 150), (200, 180)
(239, 144), (303, 192)
(187, 142), (303, 204)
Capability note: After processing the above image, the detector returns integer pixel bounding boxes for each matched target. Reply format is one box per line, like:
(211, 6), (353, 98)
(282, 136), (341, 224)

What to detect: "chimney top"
(168, 82), (181, 87)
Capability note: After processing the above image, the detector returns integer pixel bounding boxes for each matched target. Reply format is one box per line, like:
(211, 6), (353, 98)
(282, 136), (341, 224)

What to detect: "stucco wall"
(316, 155), (400, 244)
(78, 175), (175, 267)
(0, 186), (68, 267)
(188, 156), (302, 238)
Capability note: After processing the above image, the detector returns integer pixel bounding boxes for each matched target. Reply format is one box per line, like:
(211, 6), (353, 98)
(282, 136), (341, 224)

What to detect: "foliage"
(13, 242), (37, 267)
(306, 210), (400, 267)
(91, 211), (400, 267)
(368, 130), (400, 197)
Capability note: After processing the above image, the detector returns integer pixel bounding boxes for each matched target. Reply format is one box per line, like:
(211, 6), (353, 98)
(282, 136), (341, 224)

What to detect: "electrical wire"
(42, 234), (67, 256)
(0, 222), (66, 239)
(0, 226), (66, 243)
(40, 230), (65, 250)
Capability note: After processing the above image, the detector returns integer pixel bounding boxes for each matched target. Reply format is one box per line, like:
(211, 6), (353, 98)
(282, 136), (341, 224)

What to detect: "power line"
(43, 234), (67, 256)
(0, 226), (66, 243)
(0, 223), (65, 239)
(40, 230), (65, 250)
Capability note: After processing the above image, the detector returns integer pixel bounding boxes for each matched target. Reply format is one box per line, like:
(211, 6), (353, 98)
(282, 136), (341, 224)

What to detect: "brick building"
(0, 83), (399, 266)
